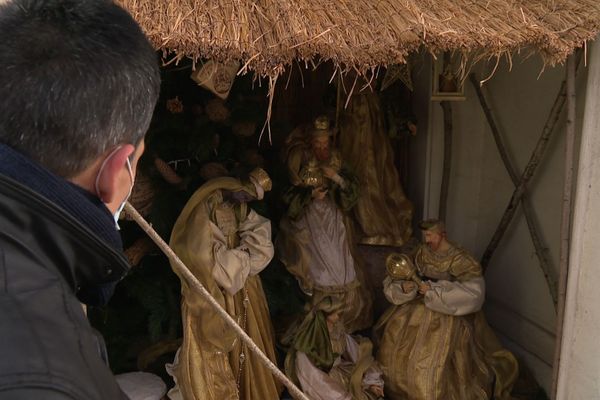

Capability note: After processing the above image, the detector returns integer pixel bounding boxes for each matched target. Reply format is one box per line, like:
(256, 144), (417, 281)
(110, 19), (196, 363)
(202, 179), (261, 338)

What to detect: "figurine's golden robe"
(375, 244), (518, 400)
(168, 178), (281, 400)
(278, 144), (373, 333)
(339, 92), (413, 246)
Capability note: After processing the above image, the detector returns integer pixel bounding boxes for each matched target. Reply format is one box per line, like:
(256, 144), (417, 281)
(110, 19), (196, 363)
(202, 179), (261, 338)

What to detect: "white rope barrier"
(124, 202), (311, 400)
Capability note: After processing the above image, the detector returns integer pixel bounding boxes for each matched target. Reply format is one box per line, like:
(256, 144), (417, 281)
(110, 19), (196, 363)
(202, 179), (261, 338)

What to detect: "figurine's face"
(224, 190), (255, 204)
(423, 229), (445, 252)
(311, 136), (330, 161)
(326, 311), (341, 324)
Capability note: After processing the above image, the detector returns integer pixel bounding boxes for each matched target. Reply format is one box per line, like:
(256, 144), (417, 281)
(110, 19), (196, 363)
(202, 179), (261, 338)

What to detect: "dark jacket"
(0, 148), (130, 399)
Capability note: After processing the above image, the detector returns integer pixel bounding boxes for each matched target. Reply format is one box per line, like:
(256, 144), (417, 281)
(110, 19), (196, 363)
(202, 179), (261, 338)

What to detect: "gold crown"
(419, 219), (445, 233)
(311, 115), (332, 137)
(249, 167), (272, 192)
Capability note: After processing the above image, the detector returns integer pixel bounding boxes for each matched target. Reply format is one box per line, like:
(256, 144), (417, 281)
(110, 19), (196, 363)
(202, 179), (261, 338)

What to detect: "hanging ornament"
(381, 63), (413, 92)
(191, 60), (240, 100)
(166, 96), (184, 114)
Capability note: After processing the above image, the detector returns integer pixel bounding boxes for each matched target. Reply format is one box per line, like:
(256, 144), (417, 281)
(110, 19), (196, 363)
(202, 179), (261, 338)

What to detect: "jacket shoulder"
(0, 276), (125, 400)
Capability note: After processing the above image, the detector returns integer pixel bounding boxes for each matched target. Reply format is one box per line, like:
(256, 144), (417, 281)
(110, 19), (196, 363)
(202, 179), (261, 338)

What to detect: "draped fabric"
(375, 244), (518, 400)
(166, 178), (281, 400)
(339, 91), (413, 246)
(284, 307), (384, 400)
(294, 335), (383, 400)
(293, 198), (357, 288)
(278, 144), (373, 333)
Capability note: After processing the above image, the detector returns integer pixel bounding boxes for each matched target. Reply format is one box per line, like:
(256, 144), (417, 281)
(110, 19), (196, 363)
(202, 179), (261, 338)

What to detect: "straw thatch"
(119, 0), (600, 77)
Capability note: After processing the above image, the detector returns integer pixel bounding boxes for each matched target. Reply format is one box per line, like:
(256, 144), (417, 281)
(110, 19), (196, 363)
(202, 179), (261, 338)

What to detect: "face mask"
(113, 158), (134, 229)
(95, 146), (135, 230)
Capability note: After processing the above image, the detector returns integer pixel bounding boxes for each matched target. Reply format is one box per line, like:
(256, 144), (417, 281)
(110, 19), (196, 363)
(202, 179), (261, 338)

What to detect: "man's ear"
(95, 144), (135, 205)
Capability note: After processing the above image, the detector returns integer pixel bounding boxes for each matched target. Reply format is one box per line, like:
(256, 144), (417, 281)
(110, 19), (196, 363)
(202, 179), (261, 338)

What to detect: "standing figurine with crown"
(278, 116), (373, 334)
(165, 168), (282, 400)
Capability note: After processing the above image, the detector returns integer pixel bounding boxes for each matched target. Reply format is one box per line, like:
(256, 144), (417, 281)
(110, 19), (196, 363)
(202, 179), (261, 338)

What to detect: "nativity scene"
(97, 64), (523, 399)
(84, 3), (599, 399)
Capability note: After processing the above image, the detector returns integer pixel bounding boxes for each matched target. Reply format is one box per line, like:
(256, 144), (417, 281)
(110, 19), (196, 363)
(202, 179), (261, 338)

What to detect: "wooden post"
(551, 53), (577, 400)
(439, 100), (453, 221)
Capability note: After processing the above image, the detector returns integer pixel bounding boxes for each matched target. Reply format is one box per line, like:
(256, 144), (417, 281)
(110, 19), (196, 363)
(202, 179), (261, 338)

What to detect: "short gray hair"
(0, 0), (160, 177)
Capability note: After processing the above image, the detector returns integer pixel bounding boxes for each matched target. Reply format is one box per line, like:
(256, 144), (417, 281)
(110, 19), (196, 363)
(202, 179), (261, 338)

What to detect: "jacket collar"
(0, 144), (129, 301)
(0, 143), (122, 250)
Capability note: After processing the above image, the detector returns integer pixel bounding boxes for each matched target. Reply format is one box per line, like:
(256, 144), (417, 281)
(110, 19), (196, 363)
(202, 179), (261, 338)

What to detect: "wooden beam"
(551, 53), (577, 400)
(469, 73), (558, 308)
(480, 74), (569, 270)
(439, 101), (453, 221)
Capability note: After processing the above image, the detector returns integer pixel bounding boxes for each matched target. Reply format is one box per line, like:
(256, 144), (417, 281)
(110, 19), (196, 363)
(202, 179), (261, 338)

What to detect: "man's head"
(309, 116), (332, 161)
(0, 0), (160, 211)
(419, 219), (448, 252)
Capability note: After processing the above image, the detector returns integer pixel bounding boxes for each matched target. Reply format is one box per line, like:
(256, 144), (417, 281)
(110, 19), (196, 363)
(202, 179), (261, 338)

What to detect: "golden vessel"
(385, 253), (422, 284)
(299, 159), (325, 188)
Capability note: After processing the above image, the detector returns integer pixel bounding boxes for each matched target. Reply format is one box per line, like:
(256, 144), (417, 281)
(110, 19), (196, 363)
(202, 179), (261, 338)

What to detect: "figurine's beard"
(426, 241), (440, 251)
(314, 148), (330, 161)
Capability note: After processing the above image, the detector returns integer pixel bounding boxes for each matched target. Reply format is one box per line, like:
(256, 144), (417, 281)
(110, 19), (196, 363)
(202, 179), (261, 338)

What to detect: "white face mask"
(95, 146), (135, 230)
(113, 158), (134, 229)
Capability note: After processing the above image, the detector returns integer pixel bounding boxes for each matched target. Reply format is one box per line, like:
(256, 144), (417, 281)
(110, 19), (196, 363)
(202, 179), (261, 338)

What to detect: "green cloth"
(334, 168), (360, 212)
(293, 310), (337, 371)
(282, 185), (313, 221)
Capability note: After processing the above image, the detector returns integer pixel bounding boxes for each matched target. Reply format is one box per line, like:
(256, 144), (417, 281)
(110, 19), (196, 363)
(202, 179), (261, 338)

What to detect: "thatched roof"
(119, 0), (600, 77)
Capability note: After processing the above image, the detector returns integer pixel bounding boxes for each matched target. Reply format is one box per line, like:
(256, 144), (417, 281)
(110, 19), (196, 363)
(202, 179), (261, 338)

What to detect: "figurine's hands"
(311, 187), (328, 200)
(418, 282), (432, 295)
(322, 166), (346, 187)
(321, 166), (337, 179)
(401, 281), (417, 293)
(368, 385), (384, 398)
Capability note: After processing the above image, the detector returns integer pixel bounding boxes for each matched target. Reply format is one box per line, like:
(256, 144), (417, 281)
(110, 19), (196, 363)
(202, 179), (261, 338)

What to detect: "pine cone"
(154, 158), (183, 185)
(122, 172), (155, 220)
(232, 120), (257, 137)
(124, 237), (155, 267)
(205, 98), (230, 122)
(166, 96), (184, 114)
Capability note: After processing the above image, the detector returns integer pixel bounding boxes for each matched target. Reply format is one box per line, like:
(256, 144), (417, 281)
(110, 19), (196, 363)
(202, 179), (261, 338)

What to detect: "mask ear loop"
(125, 157), (135, 188)
(112, 156), (136, 230)
(94, 145), (124, 202)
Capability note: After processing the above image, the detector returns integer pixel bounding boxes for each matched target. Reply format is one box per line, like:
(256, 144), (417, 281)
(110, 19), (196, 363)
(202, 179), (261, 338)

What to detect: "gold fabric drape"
(169, 178), (282, 400)
(375, 245), (518, 400)
(278, 141), (373, 332)
(283, 303), (383, 400)
(339, 91), (413, 246)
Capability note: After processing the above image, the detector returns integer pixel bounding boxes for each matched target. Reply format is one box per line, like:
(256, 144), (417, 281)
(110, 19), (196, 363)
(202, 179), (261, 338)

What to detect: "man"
(375, 220), (518, 400)
(0, 1), (160, 399)
(166, 168), (282, 400)
(278, 115), (372, 333)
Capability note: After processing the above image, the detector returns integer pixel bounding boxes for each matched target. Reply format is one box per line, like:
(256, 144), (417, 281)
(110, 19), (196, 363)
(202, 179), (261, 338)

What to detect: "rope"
(123, 202), (311, 400)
